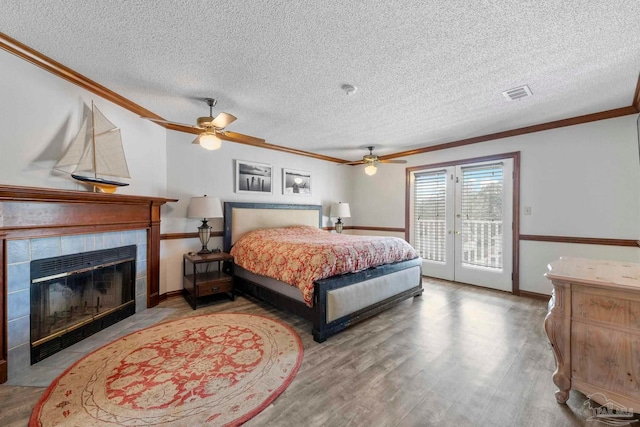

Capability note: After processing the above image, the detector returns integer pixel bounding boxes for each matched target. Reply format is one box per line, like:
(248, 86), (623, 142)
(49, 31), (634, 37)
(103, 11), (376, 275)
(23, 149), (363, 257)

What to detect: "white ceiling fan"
(343, 146), (407, 175)
(142, 98), (264, 150)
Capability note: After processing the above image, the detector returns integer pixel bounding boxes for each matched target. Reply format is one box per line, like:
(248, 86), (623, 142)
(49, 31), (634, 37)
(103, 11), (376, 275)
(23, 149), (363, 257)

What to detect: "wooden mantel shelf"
(0, 184), (178, 383)
(0, 184), (177, 237)
(0, 184), (175, 205)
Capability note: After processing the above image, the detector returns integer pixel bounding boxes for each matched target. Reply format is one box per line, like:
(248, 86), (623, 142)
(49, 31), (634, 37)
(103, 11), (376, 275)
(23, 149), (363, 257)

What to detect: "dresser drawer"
(572, 290), (640, 329)
(571, 322), (640, 399)
(198, 278), (233, 297)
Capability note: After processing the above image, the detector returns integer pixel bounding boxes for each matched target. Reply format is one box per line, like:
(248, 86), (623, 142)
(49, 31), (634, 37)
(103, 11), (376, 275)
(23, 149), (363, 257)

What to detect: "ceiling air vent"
(502, 85), (533, 101)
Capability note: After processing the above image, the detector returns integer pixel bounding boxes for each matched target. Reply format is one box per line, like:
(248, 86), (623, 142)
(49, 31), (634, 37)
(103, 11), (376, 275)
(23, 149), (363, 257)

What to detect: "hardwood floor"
(0, 278), (594, 426)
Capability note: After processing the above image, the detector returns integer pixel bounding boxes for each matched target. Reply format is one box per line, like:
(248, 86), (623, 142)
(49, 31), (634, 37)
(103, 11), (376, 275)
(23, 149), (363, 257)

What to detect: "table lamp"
(187, 195), (223, 254)
(330, 202), (351, 233)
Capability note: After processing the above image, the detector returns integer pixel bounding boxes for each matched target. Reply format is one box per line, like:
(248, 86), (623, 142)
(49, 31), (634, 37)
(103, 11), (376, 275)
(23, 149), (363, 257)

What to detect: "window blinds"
(460, 163), (504, 269)
(414, 170), (447, 262)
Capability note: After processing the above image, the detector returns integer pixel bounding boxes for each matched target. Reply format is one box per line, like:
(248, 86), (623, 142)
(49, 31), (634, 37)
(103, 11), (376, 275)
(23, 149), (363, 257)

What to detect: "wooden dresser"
(544, 257), (640, 409)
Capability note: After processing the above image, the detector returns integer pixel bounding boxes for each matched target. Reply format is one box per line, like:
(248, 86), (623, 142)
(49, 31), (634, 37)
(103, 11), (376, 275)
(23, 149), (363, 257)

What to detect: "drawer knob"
(213, 286), (219, 291)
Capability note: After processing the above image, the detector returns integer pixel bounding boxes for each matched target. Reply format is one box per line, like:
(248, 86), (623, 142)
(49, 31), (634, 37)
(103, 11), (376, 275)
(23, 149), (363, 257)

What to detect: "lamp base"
(197, 247), (221, 255)
(335, 218), (344, 234)
(197, 219), (213, 255)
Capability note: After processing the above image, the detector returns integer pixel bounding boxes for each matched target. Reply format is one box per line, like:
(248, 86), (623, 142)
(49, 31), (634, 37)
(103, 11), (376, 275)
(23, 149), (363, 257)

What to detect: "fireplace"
(0, 184), (177, 383)
(30, 246), (136, 363)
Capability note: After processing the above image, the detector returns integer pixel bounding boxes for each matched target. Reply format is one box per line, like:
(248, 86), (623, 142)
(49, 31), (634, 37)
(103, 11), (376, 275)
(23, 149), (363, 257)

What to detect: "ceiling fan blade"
(211, 112), (237, 129)
(219, 131), (265, 145)
(340, 160), (365, 165)
(379, 159), (408, 164)
(141, 117), (202, 130)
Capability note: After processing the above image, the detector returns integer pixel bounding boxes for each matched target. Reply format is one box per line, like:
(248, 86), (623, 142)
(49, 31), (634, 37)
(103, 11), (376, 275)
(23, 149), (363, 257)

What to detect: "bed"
(223, 202), (423, 342)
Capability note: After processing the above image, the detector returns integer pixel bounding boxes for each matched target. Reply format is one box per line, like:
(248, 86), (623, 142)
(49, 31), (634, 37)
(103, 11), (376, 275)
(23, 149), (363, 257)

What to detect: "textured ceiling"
(2, 1), (640, 161)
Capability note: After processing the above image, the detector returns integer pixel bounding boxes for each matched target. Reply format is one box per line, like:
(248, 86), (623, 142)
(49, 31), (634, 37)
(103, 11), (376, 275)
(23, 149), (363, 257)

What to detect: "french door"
(410, 159), (513, 292)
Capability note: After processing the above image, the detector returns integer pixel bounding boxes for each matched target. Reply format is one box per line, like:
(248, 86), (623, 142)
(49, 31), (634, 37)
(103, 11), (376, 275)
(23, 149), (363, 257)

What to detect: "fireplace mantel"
(0, 184), (177, 383)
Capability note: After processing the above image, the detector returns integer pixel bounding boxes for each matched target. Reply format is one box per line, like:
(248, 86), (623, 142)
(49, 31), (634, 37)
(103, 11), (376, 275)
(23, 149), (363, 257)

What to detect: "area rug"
(30, 313), (303, 426)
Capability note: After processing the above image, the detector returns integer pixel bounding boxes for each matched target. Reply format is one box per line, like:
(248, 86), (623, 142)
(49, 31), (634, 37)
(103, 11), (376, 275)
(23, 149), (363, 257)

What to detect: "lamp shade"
(187, 196), (223, 219)
(198, 133), (222, 150)
(330, 202), (351, 218)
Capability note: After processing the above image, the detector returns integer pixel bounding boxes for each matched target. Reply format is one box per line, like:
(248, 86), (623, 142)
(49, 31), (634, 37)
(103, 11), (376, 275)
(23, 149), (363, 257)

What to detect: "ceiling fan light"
(198, 132), (222, 150)
(364, 164), (377, 176)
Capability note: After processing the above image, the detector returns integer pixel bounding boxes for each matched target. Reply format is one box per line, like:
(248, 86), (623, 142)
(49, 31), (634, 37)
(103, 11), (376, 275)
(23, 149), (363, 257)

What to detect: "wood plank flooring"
(0, 278), (595, 426)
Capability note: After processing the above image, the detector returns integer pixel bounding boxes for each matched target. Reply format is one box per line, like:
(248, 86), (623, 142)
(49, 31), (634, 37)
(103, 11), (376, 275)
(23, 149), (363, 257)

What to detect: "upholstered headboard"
(223, 202), (322, 252)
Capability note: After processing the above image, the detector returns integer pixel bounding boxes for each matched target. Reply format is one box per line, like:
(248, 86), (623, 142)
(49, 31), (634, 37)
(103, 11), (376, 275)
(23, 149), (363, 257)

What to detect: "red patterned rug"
(30, 313), (303, 426)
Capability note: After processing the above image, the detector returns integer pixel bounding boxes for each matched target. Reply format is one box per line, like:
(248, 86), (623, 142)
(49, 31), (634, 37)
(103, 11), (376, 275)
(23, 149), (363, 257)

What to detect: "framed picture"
(235, 160), (273, 194)
(283, 168), (311, 195)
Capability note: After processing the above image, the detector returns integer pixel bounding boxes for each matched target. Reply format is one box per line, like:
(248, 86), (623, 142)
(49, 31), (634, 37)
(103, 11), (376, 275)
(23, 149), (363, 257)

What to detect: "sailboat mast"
(91, 100), (97, 179)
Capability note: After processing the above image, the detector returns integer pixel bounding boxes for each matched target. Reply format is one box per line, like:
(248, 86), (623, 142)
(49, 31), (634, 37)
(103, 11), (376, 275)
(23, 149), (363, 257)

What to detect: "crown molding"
(0, 32), (349, 164)
(633, 73), (640, 112)
(380, 106), (638, 161)
(0, 32), (163, 120)
(163, 123), (347, 162)
(2, 32), (637, 164)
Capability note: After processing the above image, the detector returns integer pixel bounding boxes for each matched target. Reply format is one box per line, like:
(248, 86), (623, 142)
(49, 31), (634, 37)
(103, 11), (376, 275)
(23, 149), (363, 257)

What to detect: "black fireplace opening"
(30, 245), (136, 364)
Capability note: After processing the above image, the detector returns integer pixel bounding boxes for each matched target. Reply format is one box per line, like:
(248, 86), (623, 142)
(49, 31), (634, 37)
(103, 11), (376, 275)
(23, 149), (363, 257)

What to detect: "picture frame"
(282, 168), (311, 195)
(235, 160), (273, 194)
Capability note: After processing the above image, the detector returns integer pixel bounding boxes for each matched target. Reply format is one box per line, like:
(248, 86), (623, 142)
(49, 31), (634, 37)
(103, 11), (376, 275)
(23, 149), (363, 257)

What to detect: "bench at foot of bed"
(234, 257), (423, 342)
(312, 284), (424, 343)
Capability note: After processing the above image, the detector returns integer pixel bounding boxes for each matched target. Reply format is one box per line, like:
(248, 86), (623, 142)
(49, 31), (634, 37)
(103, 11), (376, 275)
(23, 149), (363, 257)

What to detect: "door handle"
(455, 231), (461, 235)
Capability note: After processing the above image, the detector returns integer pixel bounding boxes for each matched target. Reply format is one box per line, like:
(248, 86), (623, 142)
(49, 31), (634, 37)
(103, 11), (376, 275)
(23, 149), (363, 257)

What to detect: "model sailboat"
(55, 101), (130, 193)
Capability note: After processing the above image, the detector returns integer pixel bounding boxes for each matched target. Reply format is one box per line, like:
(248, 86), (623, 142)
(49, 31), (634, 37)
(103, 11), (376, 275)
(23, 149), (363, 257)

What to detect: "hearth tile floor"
(5, 307), (176, 387)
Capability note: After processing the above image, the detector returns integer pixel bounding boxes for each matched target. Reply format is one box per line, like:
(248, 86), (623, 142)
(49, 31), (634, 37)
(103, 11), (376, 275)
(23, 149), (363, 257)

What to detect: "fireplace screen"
(30, 245), (136, 363)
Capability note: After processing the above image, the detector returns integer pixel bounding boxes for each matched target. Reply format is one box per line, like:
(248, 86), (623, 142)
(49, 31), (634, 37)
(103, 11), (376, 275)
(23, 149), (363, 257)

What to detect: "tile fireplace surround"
(0, 184), (177, 383)
(8, 231), (146, 375)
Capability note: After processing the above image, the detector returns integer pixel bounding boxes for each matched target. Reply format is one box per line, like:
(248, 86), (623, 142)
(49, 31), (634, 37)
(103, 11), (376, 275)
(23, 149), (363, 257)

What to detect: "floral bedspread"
(230, 226), (419, 307)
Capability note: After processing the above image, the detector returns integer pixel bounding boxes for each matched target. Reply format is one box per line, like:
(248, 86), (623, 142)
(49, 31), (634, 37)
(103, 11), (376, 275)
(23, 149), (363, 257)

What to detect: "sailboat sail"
(55, 102), (130, 192)
(89, 106), (130, 178)
(55, 116), (91, 174)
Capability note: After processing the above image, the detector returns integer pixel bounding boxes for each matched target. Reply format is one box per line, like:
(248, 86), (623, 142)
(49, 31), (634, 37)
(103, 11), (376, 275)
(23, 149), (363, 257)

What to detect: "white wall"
(351, 115), (640, 294)
(0, 49), (167, 196)
(159, 130), (353, 293)
(4, 44), (639, 298)
(0, 47), (352, 297)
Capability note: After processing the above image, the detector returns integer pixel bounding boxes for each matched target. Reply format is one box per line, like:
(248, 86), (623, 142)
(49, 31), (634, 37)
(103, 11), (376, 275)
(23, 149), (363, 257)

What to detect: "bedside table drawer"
(198, 279), (233, 297)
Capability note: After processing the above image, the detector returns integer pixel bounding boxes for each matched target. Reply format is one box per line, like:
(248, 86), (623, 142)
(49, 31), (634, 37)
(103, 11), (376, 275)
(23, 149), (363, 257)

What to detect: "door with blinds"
(410, 159), (513, 292)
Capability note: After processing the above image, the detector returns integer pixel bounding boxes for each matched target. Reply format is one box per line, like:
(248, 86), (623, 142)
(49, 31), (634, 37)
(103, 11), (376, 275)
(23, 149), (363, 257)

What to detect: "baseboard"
(519, 290), (550, 301)
(159, 289), (184, 301)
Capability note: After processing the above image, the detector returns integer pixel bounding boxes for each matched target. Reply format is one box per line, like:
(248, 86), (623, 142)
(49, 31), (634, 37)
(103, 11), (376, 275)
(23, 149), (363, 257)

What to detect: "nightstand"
(183, 252), (234, 310)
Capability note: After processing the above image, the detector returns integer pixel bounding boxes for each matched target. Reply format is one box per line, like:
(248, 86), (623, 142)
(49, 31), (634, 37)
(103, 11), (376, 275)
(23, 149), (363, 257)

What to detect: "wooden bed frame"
(223, 202), (423, 342)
